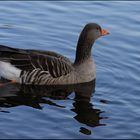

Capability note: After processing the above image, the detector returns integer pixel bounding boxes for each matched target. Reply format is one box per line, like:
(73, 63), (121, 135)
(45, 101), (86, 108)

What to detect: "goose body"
(0, 23), (109, 85)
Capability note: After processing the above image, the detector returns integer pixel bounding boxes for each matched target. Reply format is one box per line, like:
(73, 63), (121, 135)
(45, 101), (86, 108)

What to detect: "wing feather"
(0, 45), (73, 79)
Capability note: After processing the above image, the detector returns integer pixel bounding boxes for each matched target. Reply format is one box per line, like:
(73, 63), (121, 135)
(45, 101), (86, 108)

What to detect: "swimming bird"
(0, 23), (109, 86)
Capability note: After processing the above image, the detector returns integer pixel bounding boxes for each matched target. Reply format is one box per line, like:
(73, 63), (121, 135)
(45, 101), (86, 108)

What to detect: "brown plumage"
(0, 23), (109, 85)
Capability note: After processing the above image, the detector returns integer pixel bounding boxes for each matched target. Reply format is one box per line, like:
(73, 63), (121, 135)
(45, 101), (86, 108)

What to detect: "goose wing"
(0, 45), (73, 78)
(26, 49), (72, 64)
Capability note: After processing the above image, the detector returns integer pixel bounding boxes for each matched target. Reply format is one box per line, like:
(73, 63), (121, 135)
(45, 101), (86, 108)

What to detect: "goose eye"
(96, 27), (99, 31)
(96, 27), (99, 32)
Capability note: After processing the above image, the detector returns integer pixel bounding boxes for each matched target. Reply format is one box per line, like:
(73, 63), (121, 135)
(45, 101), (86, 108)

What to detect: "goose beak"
(101, 29), (110, 36)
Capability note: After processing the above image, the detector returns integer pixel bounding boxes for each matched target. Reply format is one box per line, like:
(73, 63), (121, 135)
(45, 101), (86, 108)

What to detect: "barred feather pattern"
(0, 45), (74, 85)
(19, 54), (74, 85)
(20, 68), (76, 85)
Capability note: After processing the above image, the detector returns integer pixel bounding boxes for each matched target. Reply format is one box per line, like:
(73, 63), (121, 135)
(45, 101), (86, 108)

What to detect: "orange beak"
(101, 29), (110, 36)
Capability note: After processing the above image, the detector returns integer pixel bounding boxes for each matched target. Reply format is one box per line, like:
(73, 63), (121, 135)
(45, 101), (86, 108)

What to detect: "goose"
(0, 23), (109, 86)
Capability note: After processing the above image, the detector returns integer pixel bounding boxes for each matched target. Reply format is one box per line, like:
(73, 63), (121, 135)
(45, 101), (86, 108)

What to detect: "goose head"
(75, 23), (109, 64)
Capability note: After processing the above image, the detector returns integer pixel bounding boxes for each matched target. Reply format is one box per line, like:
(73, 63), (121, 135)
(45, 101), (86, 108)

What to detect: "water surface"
(0, 1), (140, 139)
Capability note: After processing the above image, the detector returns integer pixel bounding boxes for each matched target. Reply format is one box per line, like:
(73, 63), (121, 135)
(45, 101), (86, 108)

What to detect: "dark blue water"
(0, 1), (140, 139)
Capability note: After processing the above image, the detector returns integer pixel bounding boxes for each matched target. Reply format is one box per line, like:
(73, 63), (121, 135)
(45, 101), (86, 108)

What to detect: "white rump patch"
(0, 61), (21, 82)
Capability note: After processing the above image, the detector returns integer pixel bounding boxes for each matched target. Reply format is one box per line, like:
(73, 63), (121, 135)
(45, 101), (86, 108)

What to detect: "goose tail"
(0, 45), (21, 82)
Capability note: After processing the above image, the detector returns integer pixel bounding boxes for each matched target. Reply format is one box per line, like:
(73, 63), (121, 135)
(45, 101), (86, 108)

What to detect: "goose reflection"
(0, 80), (106, 135)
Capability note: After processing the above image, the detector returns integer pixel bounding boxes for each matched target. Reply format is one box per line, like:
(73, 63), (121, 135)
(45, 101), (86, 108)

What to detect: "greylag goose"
(0, 23), (109, 86)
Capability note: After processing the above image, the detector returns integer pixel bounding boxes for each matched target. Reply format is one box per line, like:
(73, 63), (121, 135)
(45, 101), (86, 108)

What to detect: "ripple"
(0, 1), (140, 139)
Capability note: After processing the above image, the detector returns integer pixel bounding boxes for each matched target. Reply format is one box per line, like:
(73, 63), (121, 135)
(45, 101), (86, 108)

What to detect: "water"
(0, 1), (140, 139)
